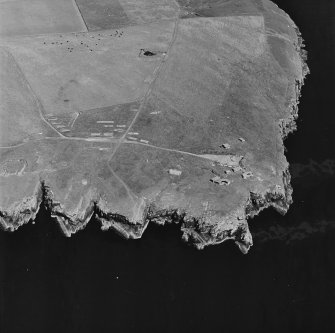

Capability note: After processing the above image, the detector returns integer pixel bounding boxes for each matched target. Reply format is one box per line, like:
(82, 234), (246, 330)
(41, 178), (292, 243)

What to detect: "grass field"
(151, 16), (265, 121)
(0, 48), (54, 146)
(118, 0), (178, 25)
(176, 0), (264, 17)
(75, 0), (130, 30)
(3, 21), (174, 117)
(0, 0), (87, 37)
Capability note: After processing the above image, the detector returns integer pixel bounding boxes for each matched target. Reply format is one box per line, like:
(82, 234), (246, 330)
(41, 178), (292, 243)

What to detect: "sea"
(0, 0), (334, 332)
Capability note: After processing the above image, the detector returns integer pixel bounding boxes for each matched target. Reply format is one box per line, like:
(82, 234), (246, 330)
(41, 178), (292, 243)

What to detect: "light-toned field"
(0, 0), (87, 37)
(152, 16), (266, 120)
(176, 0), (263, 17)
(2, 21), (174, 117)
(0, 48), (54, 146)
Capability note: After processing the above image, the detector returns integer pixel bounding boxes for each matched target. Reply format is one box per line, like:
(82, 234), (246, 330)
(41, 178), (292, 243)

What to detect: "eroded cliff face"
(0, 0), (308, 253)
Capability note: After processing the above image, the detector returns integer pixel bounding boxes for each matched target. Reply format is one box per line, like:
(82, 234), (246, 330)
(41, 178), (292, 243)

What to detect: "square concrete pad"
(0, 0), (87, 37)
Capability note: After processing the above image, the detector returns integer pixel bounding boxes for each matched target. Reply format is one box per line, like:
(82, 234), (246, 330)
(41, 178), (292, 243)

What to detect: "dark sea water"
(1, 1), (334, 332)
